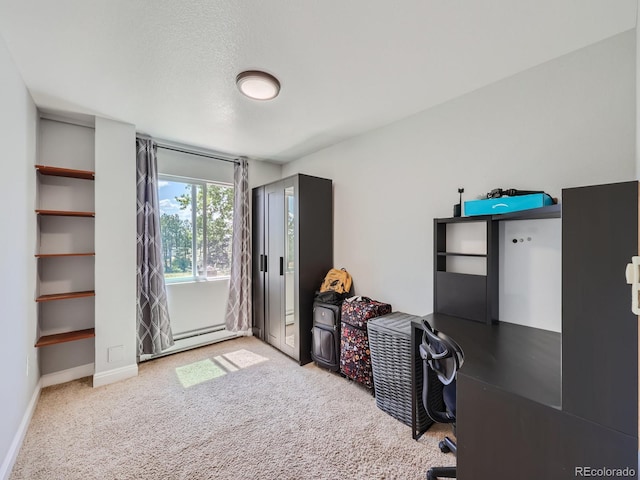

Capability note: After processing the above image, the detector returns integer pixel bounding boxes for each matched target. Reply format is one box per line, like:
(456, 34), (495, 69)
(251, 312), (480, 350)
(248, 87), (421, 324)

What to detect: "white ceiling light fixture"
(236, 70), (280, 100)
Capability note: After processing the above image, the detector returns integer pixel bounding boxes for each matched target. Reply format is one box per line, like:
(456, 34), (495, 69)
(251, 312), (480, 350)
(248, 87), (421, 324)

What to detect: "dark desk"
(411, 313), (637, 479)
(410, 313), (561, 440)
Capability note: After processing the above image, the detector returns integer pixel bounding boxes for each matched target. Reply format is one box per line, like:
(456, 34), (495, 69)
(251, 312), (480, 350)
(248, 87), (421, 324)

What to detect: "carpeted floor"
(10, 337), (455, 480)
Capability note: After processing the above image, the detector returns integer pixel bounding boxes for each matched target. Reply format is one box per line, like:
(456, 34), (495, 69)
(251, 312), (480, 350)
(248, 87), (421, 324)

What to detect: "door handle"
(625, 256), (640, 315)
(280, 257), (284, 276)
(263, 254), (267, 272)
(259, 254), (264, 272)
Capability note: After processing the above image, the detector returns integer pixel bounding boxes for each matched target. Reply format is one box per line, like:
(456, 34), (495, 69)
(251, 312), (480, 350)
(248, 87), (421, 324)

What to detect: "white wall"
(248, 159), (283, 190)
(283, 31), (636, 317)
(157, 148), (234, 184)
(164, 280), (230, 335)
(156, 149), (281, 339)
(0, 35), (39, 479)
(93, 117), (138, 387)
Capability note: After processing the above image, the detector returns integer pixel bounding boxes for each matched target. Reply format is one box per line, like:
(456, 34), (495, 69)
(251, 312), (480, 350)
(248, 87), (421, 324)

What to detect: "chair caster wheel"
(439, 441), (451, 453)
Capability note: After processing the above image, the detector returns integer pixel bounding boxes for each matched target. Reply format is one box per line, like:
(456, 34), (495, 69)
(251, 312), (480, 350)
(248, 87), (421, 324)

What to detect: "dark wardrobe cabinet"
(562, 181), (638, 439)
(252, 174), (333, 365)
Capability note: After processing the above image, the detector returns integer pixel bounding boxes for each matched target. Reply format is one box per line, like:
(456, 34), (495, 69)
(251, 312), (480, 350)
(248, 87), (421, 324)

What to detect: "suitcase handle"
(345, 296), (372, 303)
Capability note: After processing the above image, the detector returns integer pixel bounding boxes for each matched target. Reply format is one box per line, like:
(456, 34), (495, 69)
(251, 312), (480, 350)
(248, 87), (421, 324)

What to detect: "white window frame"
(158, 174), (233, 284)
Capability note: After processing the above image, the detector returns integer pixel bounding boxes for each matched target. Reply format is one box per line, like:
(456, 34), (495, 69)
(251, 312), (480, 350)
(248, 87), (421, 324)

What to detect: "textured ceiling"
(0, 1), (636, 163)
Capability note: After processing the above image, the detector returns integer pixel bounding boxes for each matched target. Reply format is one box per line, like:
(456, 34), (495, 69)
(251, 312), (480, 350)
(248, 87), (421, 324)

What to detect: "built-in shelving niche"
(36, 118), (96, 377)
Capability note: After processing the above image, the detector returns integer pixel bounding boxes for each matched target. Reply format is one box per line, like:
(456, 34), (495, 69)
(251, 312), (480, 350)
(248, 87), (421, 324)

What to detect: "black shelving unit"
(434, 215), (498, 324)
(433, 205), (561, 324)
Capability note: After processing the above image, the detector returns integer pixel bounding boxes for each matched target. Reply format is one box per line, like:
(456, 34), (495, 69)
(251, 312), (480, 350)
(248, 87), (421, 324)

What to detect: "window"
(158, 176), (234, 282)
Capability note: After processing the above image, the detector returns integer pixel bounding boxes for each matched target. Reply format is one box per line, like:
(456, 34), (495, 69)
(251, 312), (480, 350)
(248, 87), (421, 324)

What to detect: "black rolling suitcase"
(311, 301), (341, 371)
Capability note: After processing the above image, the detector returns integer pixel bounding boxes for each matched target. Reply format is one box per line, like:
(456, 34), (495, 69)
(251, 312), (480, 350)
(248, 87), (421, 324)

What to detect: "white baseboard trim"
(92, 364), (138, 388)
(139, 330), (239, 362)
(0, 379), (42, 480)
(41, 363), (95, 388)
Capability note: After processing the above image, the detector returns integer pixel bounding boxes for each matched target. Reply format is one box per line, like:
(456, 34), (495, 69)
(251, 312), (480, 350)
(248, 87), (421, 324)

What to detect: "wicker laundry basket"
(368, 312), (435, 431)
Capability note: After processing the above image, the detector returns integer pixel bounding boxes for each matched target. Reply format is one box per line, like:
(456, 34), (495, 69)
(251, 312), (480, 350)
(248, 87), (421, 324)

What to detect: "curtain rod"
(156, 143), (240, 165)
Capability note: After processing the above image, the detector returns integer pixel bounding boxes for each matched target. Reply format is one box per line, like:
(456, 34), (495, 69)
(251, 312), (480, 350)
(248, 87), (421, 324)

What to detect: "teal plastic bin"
(464, 193), (553, 216)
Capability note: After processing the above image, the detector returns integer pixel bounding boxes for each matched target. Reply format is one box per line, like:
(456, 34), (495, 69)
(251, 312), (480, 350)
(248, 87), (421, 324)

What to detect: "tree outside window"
(158, 177), (233, 282)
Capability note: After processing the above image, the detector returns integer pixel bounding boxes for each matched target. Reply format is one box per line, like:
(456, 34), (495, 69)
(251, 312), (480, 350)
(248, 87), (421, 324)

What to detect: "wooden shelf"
(35, 252), (95, 258)
(35, 328), (95, 347)
(437, 252), (487, 257)
(36, 209), (95, 217)
(36, 290), (95, 302)
(35, 165), (94, 180)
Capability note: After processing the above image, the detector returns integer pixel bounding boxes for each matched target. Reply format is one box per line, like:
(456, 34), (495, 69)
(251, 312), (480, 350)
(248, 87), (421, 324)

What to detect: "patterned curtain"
(136, 136), (174, 355)
(225, 158), (252, 333)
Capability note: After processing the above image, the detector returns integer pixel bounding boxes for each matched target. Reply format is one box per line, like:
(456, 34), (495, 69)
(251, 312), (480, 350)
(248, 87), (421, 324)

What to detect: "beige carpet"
(10, 337), (455, 480)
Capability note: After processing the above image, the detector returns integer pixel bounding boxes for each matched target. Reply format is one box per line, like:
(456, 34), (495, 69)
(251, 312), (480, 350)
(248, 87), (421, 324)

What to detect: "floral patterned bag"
(339, 297), (392, 389)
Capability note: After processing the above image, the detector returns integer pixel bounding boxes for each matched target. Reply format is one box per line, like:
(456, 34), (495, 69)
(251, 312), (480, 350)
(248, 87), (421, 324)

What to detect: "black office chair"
(419, 319), (465, 480)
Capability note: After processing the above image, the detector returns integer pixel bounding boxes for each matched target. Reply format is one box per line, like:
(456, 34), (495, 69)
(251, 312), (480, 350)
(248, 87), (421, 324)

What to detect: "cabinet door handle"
(263, 255), (267, 272)
(259, 254), (264, 272)
(279, 257), (284, 276)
